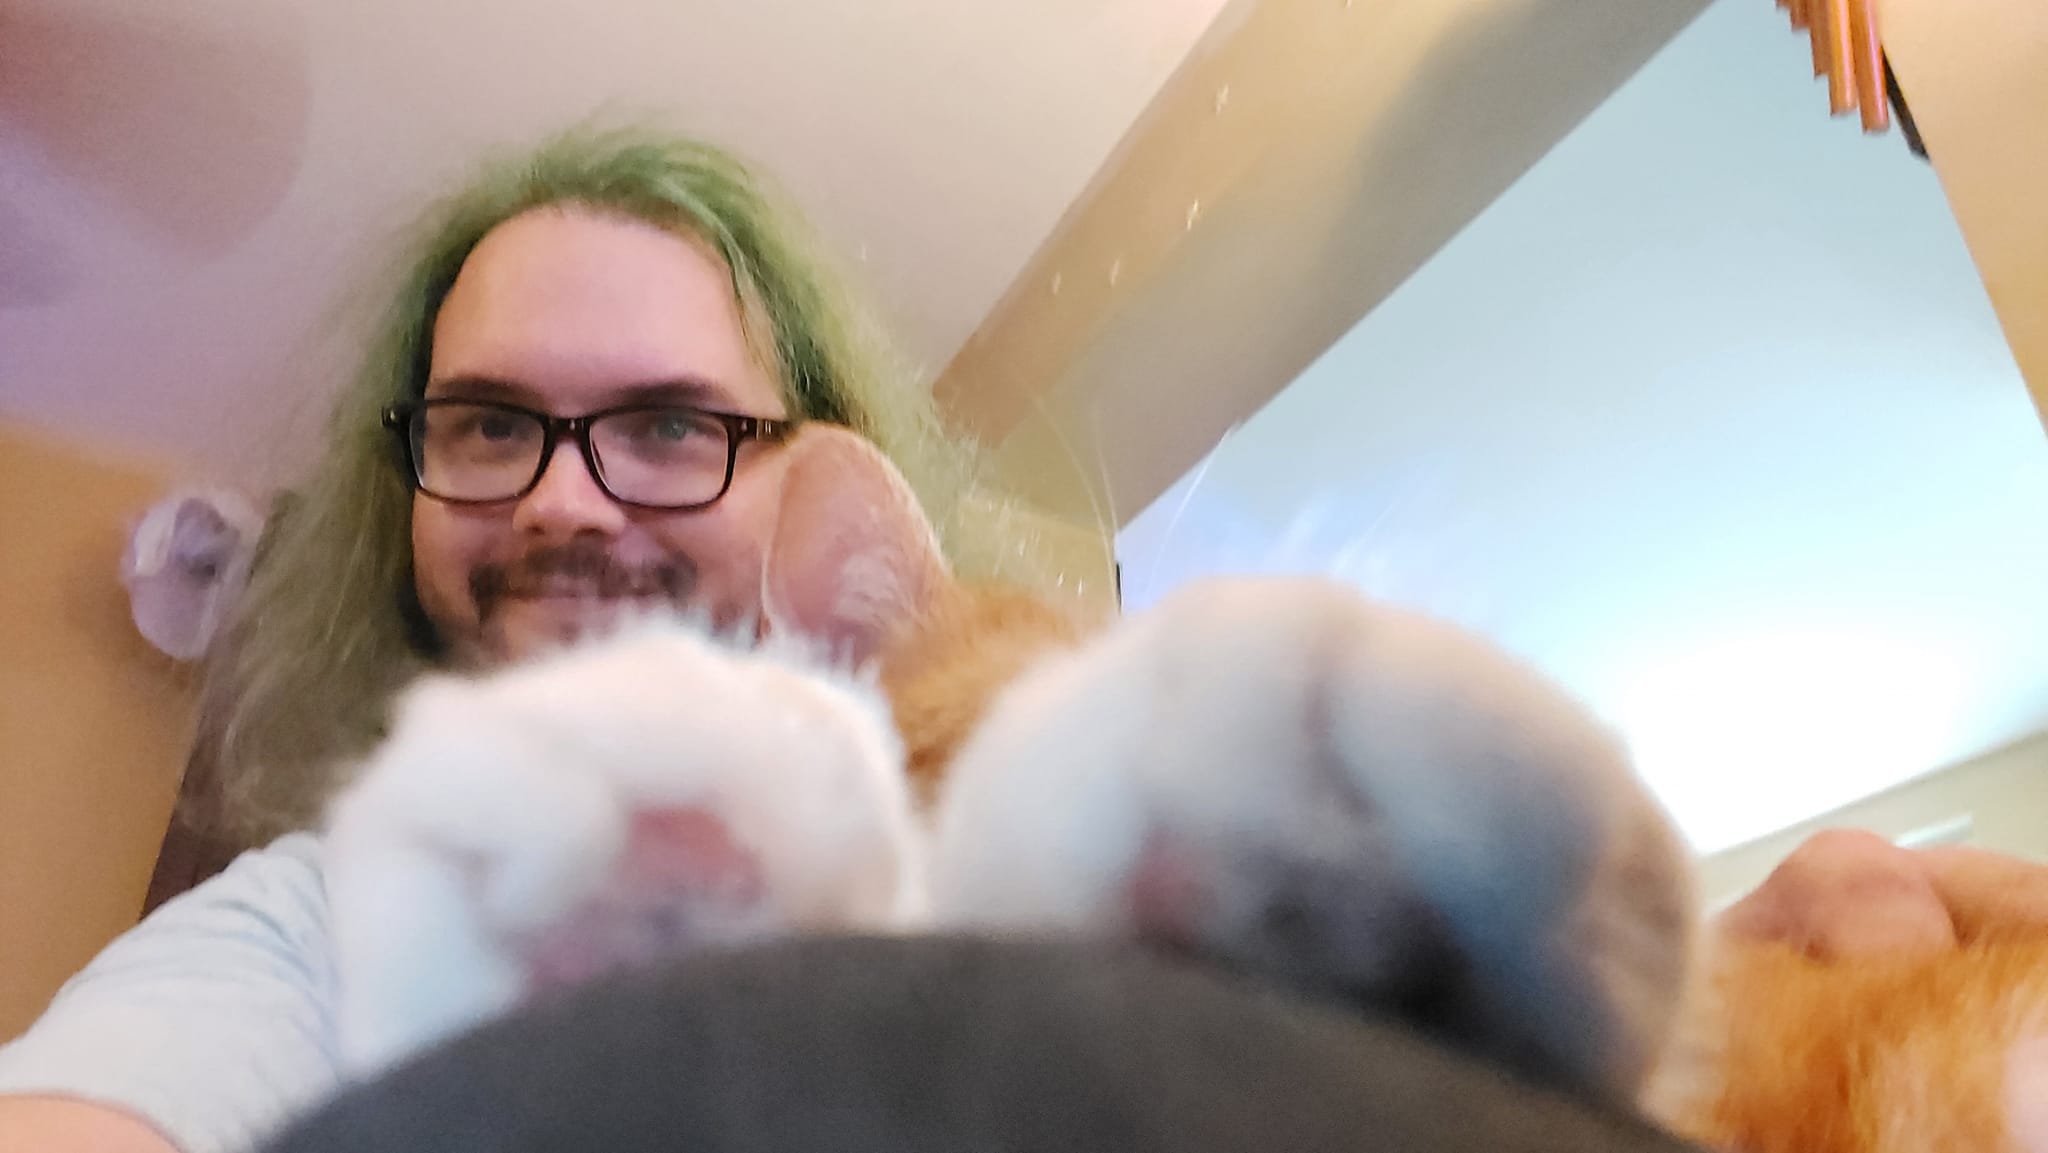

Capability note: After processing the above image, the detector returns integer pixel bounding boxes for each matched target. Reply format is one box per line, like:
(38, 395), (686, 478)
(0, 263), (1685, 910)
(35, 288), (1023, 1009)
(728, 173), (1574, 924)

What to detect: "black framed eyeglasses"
(381, 398), (795, 511)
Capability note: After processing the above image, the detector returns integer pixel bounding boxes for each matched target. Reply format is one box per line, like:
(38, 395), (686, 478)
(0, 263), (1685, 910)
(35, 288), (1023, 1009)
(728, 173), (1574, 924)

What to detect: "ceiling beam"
(933, 0), (1710, 527)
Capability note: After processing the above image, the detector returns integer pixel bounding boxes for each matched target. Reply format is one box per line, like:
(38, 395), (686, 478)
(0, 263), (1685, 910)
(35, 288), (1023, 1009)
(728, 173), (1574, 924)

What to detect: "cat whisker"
(1082, 394), (1127, 603)
(1023, 390), (1120, 601)
(1138, 419), (1240, 609)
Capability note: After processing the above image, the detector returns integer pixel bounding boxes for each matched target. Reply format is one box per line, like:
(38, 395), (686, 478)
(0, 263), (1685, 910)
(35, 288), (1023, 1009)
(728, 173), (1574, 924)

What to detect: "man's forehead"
(425, 206), (783, 415)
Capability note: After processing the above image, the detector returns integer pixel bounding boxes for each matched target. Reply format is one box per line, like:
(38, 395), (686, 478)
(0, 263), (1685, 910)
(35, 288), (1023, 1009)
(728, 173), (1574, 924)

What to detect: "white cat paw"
(324, 617), (921, 1075)
(927, 577), (1696, 1104)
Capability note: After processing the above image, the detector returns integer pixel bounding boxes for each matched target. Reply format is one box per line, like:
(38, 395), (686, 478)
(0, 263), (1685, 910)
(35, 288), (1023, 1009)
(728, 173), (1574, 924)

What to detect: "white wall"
(1117, 0), (2048, 854)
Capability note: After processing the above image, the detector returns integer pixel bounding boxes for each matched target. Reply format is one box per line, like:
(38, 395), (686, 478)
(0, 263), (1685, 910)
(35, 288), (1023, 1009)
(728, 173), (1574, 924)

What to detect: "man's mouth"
(471, 547), (692, 614)
(503, 582), (668, 603)
(497, 589), (658, 622)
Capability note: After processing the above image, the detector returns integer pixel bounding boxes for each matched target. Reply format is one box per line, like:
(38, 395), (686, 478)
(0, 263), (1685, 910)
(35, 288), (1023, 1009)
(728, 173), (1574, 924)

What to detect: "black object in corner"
(1885, 53), (1930, 161)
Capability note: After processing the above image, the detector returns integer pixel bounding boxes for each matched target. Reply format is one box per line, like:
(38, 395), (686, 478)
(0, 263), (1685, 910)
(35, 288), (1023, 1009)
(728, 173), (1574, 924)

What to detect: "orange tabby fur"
(871, 574), (2048, 1151)
(1663, 934), (2048, 1153)
(877, 583), (1092, 800)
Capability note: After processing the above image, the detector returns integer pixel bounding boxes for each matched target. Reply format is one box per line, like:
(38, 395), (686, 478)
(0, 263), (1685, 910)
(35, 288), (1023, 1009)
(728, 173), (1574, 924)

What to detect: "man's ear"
(762, 425), (952, 666)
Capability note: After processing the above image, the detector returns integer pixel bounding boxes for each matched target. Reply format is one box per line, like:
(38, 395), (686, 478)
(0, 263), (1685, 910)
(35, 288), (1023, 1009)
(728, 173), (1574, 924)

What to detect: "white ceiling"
(1119, 0), (2048, 854)
(0, 0), (1231, 484)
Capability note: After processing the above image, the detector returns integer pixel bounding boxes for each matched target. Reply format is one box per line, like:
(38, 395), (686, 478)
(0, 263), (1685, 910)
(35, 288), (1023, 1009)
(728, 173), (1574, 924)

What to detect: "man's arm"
(0, 833), (340, 1153)
(0, 1095), (181, 1153)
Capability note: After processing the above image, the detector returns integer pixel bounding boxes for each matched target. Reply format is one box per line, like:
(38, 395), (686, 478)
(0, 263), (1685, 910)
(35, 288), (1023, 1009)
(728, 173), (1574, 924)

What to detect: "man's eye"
(474, 413), (529, 441)
(618, 411), (700, 445)
(640, 413), (693, 442)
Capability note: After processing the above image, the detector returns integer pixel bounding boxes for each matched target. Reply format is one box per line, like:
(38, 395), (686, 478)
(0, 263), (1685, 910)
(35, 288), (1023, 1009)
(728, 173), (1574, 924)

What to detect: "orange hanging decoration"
(1846, 0), (1889, 132)
(1825, 0), (1858, 115)
(1794, 0), (1830, 77)
(1773, 0), (1896, 136)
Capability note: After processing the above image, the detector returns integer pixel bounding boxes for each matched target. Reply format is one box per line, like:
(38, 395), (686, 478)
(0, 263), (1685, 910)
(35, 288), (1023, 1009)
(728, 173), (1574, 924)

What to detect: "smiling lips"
(505, 578), (668, 602)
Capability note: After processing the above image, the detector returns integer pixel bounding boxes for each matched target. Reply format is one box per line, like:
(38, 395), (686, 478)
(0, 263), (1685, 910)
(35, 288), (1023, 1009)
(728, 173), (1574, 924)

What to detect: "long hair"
(196, 126), (1007, 845)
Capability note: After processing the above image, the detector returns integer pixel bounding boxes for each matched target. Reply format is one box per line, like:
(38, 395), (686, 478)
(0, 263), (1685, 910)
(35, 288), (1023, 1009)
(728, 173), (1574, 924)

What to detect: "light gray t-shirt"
(0, 834), (341, 1153)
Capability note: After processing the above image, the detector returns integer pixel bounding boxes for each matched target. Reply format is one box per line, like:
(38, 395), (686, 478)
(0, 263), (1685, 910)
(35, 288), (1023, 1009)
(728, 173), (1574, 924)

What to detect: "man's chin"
(481, 596), (667, 663)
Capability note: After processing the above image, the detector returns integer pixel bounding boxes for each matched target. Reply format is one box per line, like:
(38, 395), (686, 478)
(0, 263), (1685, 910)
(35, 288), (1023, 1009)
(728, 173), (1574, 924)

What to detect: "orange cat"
(1642, 933), (2048, 1152)
(794, 428), (2048, 1153)
(325, 425), (2044, 1151)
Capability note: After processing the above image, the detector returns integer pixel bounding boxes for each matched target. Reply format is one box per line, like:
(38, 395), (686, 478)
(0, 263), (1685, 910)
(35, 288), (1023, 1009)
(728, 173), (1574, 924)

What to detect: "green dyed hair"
(196, 126), (1011, 844)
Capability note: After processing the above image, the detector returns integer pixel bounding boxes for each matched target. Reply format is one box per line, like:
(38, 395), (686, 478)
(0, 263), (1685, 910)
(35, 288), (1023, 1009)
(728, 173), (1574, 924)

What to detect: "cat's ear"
(762, 425), (952, 666)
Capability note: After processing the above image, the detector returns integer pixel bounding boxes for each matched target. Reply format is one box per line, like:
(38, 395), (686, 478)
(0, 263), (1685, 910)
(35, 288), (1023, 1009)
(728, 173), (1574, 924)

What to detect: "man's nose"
(512, 442), (628, 540)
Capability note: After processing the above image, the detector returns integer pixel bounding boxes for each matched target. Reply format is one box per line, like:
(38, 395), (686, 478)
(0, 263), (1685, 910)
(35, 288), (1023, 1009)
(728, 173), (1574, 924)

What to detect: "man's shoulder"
(154, 831), (327, 915)
(0, 831), (344, 1152)
(133, 832), (333, 965)
(215, 831), (327, 890)
(41, 830), (338, 1008)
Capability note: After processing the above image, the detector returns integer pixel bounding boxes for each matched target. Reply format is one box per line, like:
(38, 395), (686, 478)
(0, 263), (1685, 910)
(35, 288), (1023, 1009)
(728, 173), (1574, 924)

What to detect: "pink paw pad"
(520, 806), (767, 995)
(1126, 835), (1212, 950)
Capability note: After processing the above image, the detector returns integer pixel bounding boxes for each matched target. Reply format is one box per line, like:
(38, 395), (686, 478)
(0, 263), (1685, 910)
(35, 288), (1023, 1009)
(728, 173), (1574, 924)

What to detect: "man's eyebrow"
(606, 378), (735, 409)
(423, 376), (736, 409)
(423, 376), (538, 404)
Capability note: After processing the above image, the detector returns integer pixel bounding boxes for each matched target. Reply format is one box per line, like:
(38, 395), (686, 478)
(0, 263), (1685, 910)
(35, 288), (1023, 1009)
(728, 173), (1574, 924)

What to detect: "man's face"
(411, 206), (793, 667)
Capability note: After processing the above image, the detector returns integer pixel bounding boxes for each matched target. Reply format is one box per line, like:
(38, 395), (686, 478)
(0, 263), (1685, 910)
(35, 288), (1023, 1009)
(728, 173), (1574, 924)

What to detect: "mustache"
(470, 545), (694, 607)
